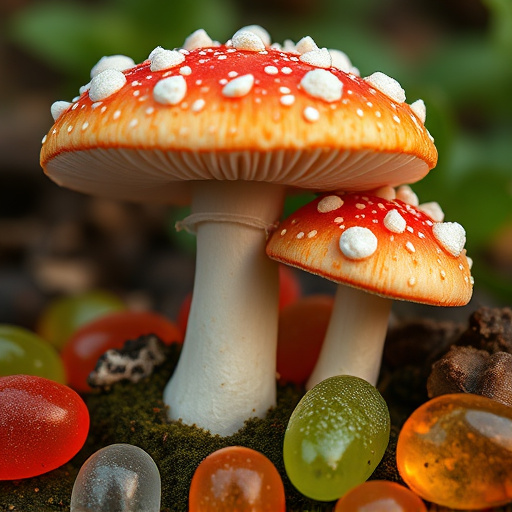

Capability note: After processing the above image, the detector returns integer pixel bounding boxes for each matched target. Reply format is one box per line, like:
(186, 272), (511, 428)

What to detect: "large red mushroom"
(41, 26), (437, 435)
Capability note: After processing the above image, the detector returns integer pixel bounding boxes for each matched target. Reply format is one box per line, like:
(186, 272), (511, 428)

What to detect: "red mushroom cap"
(40, 28), (437, 203)
(266, 192), (473, 306)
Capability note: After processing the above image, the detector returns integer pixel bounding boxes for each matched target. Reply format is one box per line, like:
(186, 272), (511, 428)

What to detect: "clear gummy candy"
(70, 443), (161, 512)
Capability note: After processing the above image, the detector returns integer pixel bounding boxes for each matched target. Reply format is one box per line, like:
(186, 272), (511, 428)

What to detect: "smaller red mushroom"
(267, 189), (473, 387)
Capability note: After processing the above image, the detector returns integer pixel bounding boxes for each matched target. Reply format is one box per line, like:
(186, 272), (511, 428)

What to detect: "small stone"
(456, 306), (512, 354)
(88, 334), (167, 389)
(427, 345), (489, 396)
(428, 345), (512, 408)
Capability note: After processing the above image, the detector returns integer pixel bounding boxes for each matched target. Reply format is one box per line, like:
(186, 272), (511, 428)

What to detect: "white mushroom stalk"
(165, 181), (284, 435)
(307, 284), (392, 388)
(266, 189), (473, 389)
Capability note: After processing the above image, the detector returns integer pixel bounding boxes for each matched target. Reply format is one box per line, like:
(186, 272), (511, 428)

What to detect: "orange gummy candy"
(334, 480), (427, 511)
(189, 446), (285, 512)
(397, 393), (512, 510)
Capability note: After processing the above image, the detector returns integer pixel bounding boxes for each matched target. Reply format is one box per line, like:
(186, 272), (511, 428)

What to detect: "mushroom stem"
(306, 285), (392, 389)
(164, 180), (285, 436)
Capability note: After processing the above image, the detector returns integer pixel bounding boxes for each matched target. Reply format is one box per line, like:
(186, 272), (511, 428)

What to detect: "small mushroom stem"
(306, 285), (392, 389)
(164, 180), (285, 436)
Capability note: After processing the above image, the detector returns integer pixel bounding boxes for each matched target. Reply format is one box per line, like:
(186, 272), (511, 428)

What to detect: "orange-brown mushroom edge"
(266, 192), (473, 306)
(40, 28), (437, 203)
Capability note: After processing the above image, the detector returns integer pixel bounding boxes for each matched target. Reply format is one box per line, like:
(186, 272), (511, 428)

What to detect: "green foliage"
(6, 0), (237, 91)
(484, 0), (512, 51)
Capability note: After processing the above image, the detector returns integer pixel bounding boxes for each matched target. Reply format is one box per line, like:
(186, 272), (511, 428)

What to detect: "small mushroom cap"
(41, 29), (437, 204)
(266, 193), (473, 306)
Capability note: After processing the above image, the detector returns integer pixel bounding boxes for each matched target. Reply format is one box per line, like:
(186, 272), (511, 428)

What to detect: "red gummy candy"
(0, 374), (90, 480)
(61, 310), (182, 392)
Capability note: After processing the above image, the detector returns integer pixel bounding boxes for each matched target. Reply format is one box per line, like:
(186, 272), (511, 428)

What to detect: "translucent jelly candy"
(70, 444), (161, 512)
(0, 374), (89, 480)
(0, 325), (66, 383)
(397, 393), (512, 509)
(37, 290), (126, 350)
(61, 310), (182, 391)
(189, 446), (285, 511)
(283, 375), (390, 501)
(334, 480), (427, 511)
(277, 264), (302, 310)
(277, 295), (333, 385)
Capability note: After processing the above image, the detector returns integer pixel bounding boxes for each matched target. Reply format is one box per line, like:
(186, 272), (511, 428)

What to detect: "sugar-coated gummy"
(0, 375), (89, 480)
(283, 375), (390, 501)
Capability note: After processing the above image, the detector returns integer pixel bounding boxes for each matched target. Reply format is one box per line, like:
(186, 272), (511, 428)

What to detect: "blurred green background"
(0, 0), (511, 325)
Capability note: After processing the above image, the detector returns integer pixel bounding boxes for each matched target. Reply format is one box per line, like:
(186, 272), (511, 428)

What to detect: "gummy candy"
(277, 294), (333, 384)
(0, 374), (89, 480)
(37, 290), (126, 350)
(397, 393), (512, 509)
(61, 310), (182, 391)
(0, 325), (66, 383)
(277, 264), (302, 310)
(189, 446), (285, 511)
(283, 375), (390, 501)
(70, 444), (161, 512)
(334, 480), (427, 511)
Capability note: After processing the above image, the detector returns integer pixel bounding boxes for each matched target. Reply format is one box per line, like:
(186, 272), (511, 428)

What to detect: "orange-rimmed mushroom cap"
(267, 192), (473, 306)
(40, 31), (437, 204)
